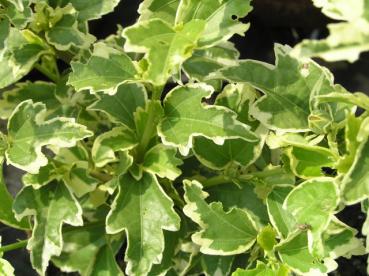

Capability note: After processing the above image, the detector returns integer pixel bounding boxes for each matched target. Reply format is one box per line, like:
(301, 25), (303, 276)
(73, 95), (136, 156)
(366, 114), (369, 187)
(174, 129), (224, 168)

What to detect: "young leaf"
(183, 180), (258, 255)
(142, 144), (183, 180)
(52, 225), (123, 275)
(68, 42), (138, 95)
(176, 0), (253, 47)
(6, 100), (92, 173)
(123, 19), (206, 85)
(92, 126), (137, 168)
(88, 83), (147, 129)
(13, 182), (83, 275)
(284, 178), (339, 256)
(158, 83), (259, 155)
(106, 173), (180, 275)
(220, 44), (338, 132)
(257, 225), (277, 252)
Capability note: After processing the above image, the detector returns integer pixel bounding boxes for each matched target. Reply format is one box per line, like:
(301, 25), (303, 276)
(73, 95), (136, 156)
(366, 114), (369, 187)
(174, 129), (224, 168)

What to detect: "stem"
(34, 63), (59, 83)
(327, 132), (340, 159)
(0, 240), (27, 253)
(201, 174), (230, 188)
(90, 170), (112, 182)
(135, 85), (164, 162)
(238, 167), (284, 180)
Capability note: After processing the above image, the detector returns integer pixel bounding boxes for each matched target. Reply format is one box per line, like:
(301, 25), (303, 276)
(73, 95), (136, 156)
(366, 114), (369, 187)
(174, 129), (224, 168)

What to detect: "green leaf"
(142, 144), (183, 180)
(284, 178), (339, 256)
(183, 180), (258, 255)
(88, 83), (147, 129)
(232, 261), (280, 276)
(0, 156), (30, 229)
(64, 164), (99, 197)
(324, 217), (365, 259)
(337, 114), (364, 173)
(0, 28), (49, 89)
(0, 237), (15, 276)
(293, 0), (369, 62)
(207, 180), (269, 227)
(138, 0), (180, 24)
(92, 126), (137, 168)
(106, 173), (180, 275)
(193, 84), (266, 170)
(158, 83), (259, 155)
(52, 225), (123, 275)
(148, 222), (187, 276)
(0, 81), (57, 119)
(123, 19), (206, 85)
(1, 0), (32, 28)
(13, 182), (83, 274)
(276, 232), (330, 275)
(257, 225), (277, 252)
(176, 0), (253, 47)
(183, 41), (239, 82)
(134, 100), (164, 144)
(45, 12), (95, 51)
(201, 255), (234, 276)
(6, 100), (92, 173)
(221, 44), (338, 131)
(286, 146), (337, 179)
(266, 185), (295, 238)
(69, 0), (121, 21)
(22, 162), (59, 189)
(193, 125), (266, 170)
(68, 42), (138, 95)
(341, 117), (369, 204)
(317, 91), (369, 111)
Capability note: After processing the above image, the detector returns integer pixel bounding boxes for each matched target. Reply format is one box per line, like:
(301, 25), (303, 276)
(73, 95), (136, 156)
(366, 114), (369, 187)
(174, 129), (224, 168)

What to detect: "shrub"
(0, 0), (368, 275)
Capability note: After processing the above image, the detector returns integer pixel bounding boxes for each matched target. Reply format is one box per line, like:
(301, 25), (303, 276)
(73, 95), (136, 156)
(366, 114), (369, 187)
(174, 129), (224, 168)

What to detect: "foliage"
(0, 0), (368, 275)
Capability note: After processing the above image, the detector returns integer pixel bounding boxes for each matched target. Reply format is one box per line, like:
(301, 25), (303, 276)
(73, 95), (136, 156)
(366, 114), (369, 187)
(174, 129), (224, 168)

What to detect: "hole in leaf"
(231, 15), (238, 20)
(321, 167), (337, 176)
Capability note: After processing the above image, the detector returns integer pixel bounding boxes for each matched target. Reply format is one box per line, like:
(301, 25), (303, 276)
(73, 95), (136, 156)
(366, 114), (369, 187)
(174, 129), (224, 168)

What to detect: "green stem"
(0, 240), (28, 253)
(239, 167), (284, 180)
(202, 174), (230, 188)
(90, 170), (112, 182)
(34, 63), (59, 83)
(135, 85), (164, 162)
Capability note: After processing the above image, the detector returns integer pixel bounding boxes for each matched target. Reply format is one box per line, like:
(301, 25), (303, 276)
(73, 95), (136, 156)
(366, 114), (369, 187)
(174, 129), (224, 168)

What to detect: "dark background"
(2, 0), (369, 275)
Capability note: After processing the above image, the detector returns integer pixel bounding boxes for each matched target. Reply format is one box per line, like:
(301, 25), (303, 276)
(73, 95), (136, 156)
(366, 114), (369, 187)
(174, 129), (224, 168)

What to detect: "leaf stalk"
(0, 239), (28, 253)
